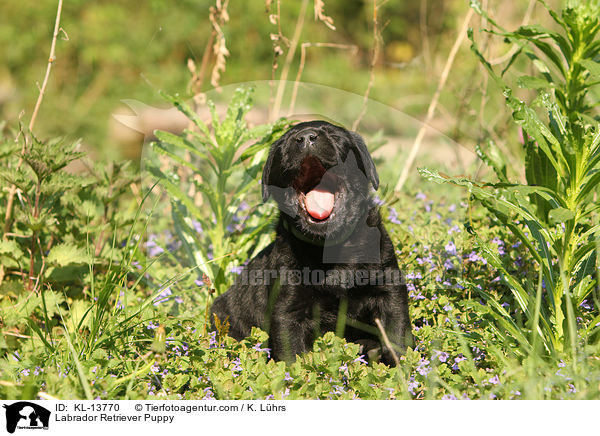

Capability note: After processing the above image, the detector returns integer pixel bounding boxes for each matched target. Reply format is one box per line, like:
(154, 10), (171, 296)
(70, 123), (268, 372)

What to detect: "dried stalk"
(0, 0), (64, 287)
(352, 0), (384, 131)
(271, 0), (309, 121)
(208, 0), (230, 90)
(29, 0), (64, 132)
(374, 318), (400, 367)
(394, 8), (474, 193)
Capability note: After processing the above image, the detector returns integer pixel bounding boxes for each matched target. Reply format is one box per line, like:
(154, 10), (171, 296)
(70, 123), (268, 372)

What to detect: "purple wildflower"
(436, 351), (449, 363)
(492, 237), (506, 255)
(407, 378), (419, 395)
(354, 355), (368, 365)
(203, 387), (215, 400)
(231, 358), (243, 377)
(416, 358), (431, 376)
(452, 354), (467, 371)
(153, 287), (172, 306)
(444, 259), (455, 271)
(448, 225), (461, 234)
(445, 241), (457, 255)
(230, 265), (244, 275)
(252, 343), (271, 358)
(388, 207), (402, 225)
(208, 331), (218, 349)
(146, 234), (164, 257)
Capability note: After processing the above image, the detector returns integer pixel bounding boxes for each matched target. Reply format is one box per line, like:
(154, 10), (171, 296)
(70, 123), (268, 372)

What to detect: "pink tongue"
(305, 188), (335, 220)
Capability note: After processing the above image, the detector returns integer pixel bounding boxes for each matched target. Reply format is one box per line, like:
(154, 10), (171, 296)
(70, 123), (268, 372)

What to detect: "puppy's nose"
(295, 129), (318, 148)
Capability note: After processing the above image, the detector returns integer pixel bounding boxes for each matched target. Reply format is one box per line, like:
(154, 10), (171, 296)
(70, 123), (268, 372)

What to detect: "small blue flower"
(353, 355), (368, 364)
(208, 331), (218, 349)
(447, 225), (461, 234)
(445, 241), (457, 256)
(146, 234), (164, 257)
(231, 358), (243, 377)
(252, 343), (271, 358)
(437, 351), (449, 363)
(230, 265), (244, 275)
(416, 358), (431, 376)
(203, 387), (215, 400)
(388, 207), (402, 225)
(153, 287), (172, 306)
(452, 354), (466, 371)
(407, 378), (419, 395)
(489, 375), (500, 385)
(492, 237), (506, 255)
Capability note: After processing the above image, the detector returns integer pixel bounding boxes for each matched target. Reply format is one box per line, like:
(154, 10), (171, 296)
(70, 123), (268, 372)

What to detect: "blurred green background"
(0, 0), (559, 161)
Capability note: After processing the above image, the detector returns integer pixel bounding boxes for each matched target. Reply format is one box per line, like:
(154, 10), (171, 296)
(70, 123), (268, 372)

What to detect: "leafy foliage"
(145, 87), (288, 295)
(421, 1), (600, 355)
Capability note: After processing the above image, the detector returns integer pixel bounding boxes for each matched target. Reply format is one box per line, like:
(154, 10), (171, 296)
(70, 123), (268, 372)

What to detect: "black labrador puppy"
(210, 120), (412, 365)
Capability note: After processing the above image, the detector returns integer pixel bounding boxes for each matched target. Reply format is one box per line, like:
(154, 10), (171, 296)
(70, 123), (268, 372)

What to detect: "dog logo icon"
(3, 402), (50, 433)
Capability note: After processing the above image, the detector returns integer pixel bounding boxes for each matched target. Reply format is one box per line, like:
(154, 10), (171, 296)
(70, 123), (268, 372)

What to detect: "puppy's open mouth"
(293, 156), (337, 222)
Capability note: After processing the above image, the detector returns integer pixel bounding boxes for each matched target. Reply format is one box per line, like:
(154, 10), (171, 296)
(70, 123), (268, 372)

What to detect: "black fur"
(211, 121), (412, 365)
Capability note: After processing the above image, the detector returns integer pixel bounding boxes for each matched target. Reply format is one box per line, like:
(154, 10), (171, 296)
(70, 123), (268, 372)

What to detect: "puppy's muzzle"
(295, 128), (318, 149)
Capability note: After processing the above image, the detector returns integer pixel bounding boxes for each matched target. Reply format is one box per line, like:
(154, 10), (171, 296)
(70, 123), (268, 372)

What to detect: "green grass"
(1, 176), (599, 399)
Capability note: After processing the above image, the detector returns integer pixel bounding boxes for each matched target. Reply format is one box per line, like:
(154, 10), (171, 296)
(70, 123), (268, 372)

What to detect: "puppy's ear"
(350, 132), (379, 191)
(262, 137), (283, 202)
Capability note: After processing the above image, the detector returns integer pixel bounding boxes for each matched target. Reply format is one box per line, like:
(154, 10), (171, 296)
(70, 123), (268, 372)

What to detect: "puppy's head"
(262, 121), (379, 241)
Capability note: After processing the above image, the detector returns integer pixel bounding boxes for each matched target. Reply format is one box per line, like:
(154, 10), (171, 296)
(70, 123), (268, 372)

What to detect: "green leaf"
(579, 59), (600, 79)
(518, 75), (555, 89)
(475, 140), (508, 182)
(159, 91), (211, 137)
(154, 130), (211, 162)
(0, 240), (24, 259)
(548, 207), (575, 224)
(47, 243), (88, 266)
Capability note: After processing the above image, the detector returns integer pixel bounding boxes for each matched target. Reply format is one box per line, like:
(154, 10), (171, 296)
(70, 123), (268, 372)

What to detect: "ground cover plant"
(1, 0), (600, 400)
